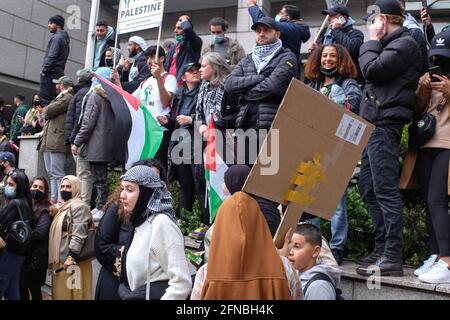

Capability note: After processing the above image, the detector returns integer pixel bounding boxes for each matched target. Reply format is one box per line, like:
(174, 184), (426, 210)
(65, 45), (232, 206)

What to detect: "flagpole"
(155, 0), (166, 60)
(114, 0), (123, 70)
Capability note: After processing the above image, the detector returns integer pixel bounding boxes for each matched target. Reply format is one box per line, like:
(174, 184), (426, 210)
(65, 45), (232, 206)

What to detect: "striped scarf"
(252, 39), (283, 74)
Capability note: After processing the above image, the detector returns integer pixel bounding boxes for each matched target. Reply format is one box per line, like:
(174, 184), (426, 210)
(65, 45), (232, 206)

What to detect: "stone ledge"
(340, 261), (450, 296)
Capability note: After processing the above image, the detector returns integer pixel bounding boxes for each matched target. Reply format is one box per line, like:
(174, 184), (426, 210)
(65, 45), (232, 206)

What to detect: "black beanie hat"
(48, 15), (65, 28)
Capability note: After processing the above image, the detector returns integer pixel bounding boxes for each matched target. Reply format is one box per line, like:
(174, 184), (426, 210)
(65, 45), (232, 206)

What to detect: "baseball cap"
(0, 152), (16, 164)
(76, 68), (93, 82)
(251, 17), (279, 31)
(322, 5), (350, 17)
(180, 62), (201, 76)
(363, 0), (402, 21)
(52, 76), (74, 87)
(429, 31), (450, 58)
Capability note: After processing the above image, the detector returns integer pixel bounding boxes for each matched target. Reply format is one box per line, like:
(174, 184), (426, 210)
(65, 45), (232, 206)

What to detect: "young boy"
(288, 223), (342, 300)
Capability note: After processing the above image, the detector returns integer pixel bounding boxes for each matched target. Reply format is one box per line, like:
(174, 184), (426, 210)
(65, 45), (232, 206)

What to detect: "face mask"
(0, 164), (4, 172)
(175, 35), (185, 42)
(105, 59), (114, 67)
(275, 15), (282, 22)
(319, 66), (338, 77)
(4, 186), (17, 199)
(31, 189), (45, 201)
(61, 191), (72, 202)
(214, 35), (225, 44)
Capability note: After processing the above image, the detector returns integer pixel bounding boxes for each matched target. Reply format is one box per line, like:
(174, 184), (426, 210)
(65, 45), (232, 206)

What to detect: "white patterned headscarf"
(252, 39), (283, 74)
(121, 165), (178, 225)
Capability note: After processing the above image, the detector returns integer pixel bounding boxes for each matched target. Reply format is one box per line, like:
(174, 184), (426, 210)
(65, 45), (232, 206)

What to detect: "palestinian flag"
(94, 73), (164, 169)
(205, 115), (228, 223)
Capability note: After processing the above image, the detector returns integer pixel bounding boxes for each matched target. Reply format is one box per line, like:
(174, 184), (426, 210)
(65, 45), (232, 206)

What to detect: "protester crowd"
(1, 0), (450, 301)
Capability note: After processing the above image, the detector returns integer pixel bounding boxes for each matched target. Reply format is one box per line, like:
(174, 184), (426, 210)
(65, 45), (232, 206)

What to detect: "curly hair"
(304, 44), (358, 81)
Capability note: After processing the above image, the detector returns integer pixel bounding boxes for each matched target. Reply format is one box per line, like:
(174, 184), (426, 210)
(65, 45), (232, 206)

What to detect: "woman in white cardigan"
(117, 165), (192, 300)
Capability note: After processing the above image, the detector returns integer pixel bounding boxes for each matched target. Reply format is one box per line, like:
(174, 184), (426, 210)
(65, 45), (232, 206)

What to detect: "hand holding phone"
(429, 66), (443, 82)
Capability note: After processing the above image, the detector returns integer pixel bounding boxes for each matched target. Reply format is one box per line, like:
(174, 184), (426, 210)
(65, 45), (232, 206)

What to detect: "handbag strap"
(13, 199), (27, 222)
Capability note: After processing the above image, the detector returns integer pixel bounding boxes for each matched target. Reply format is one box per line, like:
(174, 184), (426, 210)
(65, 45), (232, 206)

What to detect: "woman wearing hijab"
(200, 191), (293, 300)
(118, 166), (192, 300)
(0, 171), (32, 300)
(48, 175), (94, 300)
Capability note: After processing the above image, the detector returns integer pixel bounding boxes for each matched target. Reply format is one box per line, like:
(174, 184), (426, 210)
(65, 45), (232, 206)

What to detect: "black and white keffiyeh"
(252, 39), (283, 74)
(196, 81), (225, 126)
(121, 166), (178, 225)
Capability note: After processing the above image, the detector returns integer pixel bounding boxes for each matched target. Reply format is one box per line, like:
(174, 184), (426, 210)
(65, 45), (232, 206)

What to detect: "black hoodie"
(42, 30), (70, 76)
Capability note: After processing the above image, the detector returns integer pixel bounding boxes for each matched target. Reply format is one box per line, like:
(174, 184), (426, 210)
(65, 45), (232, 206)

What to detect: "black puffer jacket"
(359, 27), (421, 126)
(224, 48), (297, 130)
(41, 30), (70, 76)
(65, 81), (92, 145)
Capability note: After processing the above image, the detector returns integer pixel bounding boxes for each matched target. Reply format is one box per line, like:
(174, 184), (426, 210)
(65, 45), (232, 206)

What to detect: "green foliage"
(170, 182), (203, 236)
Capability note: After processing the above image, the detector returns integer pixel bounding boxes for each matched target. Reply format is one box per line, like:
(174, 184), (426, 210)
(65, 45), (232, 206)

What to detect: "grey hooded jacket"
(301, 263), (342, 300)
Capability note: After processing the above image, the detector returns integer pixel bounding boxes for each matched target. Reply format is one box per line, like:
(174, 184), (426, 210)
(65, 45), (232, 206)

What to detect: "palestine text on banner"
(118, 0), (165, 35)
(205, 115), (227, 224)
(93, 73), (164, 169)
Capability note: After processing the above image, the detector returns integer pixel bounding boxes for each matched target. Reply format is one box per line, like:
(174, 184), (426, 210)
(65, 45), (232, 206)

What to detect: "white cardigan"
(126, 214), (192, 300)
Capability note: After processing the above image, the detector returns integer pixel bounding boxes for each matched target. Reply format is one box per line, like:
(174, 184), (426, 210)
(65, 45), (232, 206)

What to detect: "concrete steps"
(340, 261), (450, 300)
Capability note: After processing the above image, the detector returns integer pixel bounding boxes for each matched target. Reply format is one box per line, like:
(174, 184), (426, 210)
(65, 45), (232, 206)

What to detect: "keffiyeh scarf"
(252, 39), (283, 74)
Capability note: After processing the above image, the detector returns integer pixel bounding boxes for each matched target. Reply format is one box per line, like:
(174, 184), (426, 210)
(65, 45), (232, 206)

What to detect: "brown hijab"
(201, 192), (291, 300)
(48, 176), (84, 267)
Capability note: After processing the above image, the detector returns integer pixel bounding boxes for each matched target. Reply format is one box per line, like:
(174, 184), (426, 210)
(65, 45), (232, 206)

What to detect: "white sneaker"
(418, 259), (450, 284)
(414, 254), (438, 276)
(93, 210), (105, 222)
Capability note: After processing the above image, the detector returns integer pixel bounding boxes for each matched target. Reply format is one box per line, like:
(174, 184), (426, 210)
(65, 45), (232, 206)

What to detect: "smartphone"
(422, 0), (428, 9)
(429, 66), (443, 82)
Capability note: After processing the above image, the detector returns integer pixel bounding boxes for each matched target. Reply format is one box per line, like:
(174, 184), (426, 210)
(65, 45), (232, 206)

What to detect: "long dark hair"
(30, 176), (51, 220)
(304, 44), (357, 81)
(9, 170), (32, 209)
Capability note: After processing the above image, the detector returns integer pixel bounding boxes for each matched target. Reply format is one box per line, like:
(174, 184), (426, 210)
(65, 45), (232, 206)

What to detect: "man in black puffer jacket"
(356, 0), (422, 278)
(225, 17), (297, 165)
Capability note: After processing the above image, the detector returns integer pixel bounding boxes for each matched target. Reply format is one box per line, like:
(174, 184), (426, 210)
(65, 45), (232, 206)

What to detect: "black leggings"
(20, 268), (47, 300)
(416, 148), (450, 257)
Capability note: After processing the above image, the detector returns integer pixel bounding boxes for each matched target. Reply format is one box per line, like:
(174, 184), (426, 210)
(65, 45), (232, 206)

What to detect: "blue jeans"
(359, 125), (404, 261)
(330, 195), (348, 252)
(43, 152), (66, 202)
(0, 251), (26, 300)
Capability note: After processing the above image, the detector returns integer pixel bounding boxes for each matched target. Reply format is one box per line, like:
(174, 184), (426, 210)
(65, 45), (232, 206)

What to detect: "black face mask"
(61, 191), (72, 202)
(319, 66), (338, 78)
(105, 59), (114, 67)
(31, 189), (45, 201)
(0, 164), (4, 172)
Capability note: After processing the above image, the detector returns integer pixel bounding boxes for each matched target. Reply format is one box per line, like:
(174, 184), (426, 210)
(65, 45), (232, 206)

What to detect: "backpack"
(303, 273), (345, 301)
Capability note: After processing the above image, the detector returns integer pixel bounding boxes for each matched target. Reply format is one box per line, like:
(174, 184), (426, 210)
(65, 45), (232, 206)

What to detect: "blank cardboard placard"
(243, 79), (375, 248)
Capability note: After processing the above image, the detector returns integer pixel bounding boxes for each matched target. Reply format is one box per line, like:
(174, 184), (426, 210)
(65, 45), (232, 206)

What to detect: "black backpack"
(304, 273), (345, 301)
(5, 200), (31, 256)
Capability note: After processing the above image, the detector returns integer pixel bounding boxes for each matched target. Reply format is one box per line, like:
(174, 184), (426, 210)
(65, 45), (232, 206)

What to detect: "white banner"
(118, 0), (165, 35)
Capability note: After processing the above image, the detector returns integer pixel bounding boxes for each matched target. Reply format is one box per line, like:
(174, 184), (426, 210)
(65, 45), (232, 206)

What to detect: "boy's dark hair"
(14, 94), (25, 102)
(96, 20), (108, 28)
(283, 5), (301, 20)
(208, 17), (229, 32)
(294, 223), (322, 247)
(144, 45), (166, 60)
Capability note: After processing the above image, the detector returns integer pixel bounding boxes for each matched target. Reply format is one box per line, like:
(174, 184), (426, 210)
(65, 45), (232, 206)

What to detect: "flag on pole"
(205, 115), (228, 223)
(93, 73), (164, 169)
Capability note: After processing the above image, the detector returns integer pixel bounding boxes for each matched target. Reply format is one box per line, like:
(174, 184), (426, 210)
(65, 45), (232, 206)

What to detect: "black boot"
(356, 255), (404, 277)
(356, 248), (384, 266)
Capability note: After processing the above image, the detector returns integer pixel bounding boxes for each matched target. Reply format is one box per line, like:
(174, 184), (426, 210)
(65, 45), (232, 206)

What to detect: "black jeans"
(90, 162), (109, 210)
(416, 148), (450, 257)
(39, 73), (59, 106)
(175, 163), (196, 215)
(20, 268), (47, 300)
(359, 125), (404, 261)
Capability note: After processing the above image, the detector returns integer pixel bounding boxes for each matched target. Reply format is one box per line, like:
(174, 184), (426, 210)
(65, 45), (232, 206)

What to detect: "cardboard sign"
(243, 79), (375, 248)
(118, 0), (165, 35)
